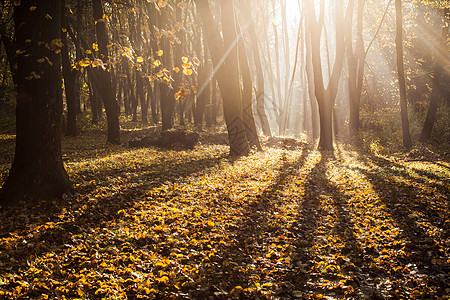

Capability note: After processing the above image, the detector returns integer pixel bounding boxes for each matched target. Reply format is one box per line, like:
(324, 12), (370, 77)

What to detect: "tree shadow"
(186, 146), (312, 299)
(372, 155), (449, 191)
(0, 149), (229, 276)
(290, 151), (383, 298)
(358, 154), (448, 229)
(353, 154), (449, 297)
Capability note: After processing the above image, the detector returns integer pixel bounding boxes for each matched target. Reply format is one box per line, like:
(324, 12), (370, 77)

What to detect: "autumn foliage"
(0, 131), (448, 299)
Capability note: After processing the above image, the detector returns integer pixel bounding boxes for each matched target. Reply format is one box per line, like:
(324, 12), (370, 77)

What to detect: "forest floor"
(0, 129), (449, 299)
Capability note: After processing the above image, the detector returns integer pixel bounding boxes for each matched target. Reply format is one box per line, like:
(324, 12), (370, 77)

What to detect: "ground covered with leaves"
(0, 131), (449, 299)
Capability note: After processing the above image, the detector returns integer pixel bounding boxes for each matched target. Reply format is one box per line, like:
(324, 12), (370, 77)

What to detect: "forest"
(0, 0), (449, 299)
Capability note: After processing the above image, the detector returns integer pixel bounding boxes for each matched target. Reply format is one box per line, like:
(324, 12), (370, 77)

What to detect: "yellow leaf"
(173, 67), (180, 73)
(79, 59), (90, 67)
(182, 62), (192, 69)
(153, 60), (161, 67)
(182, 56), (189, 63)
(183, 69), (193, 76)
(62, 28), (67, 33)
(29, 6), (36, 11)
(207, 220), (214, 227)
(157, 276), (169, 284)
(136, 56), (143, 63)
(156, 50), (164, 56)
(92, 43), (99, 51)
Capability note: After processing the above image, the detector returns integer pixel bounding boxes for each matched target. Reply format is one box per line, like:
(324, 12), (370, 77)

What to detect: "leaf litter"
(0, 132), (448, 299)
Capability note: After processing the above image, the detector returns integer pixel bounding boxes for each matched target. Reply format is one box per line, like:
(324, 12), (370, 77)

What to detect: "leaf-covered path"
(0, 133), (449, 299)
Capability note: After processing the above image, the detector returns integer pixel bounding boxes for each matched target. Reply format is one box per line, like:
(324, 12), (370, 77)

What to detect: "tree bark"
(1, 0), (71, 205)
(92, 0), (121, 144)
(346, 0), (365, 141)
(395, 0), (412, 150)
(61, 0), (78, 136)
(236, 14), (262, 151)
(194, 0), (249, 156)
(306, 0), (348, 150)
(419, 7), (449, 143)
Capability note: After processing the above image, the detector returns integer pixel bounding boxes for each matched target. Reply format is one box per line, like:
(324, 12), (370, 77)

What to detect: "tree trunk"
(395, 0), (412, 150)
(92, 0), (121, 144)
(156, 9), (175, 131)
(194, 0), (250, 156)
(194, 29), (209, 130)
(240, 1), (271, 137)
(419, 7), (449, 143)
(304, 14), (319, 141)
(1, 34), (17, 85)
(272, 0), (283, 132)
(346, 0), (365, 141)
(306, 0), (347, 151)
(0, 0), (71, 205)
(236, 14), (262, 151)
(61, 0), (78, 136)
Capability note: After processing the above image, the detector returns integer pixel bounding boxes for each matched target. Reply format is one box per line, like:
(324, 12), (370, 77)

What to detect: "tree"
(419, 7), (449, 143)
(239, 1), (271, 137)
(61, 0), (79, 136)
(346, 0), (365, 141)
(236, 14), (262, 151)
(0, 0), (72, 205)
(92, 0), (121, 144)
(305, 0), (349, 150)
(194, 0), (250, 156)
(395, 0), (412, 150)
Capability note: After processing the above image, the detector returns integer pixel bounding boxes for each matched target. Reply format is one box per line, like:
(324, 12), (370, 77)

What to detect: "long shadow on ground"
(355, 154), (449, 298)
(0, 149), (228, 278)
(187, 146), (311, 299)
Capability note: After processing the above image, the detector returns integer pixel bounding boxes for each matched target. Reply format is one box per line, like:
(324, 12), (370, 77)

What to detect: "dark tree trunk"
(194, 29), (209, 130)
(395, 0), (412, 150)
(156, 9), (175, 131)
(0, 0), (72, 205)
(92, 0), (120, 144)
(419, 7), (449, 143)
(1, 34), (18, 85)
(61, 0), (78, 136)
(136, 70), (148, 123)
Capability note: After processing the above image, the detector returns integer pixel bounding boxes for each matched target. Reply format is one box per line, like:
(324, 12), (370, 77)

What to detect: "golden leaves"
(182, 68), (193, 76)
(0, 136), (448, 300)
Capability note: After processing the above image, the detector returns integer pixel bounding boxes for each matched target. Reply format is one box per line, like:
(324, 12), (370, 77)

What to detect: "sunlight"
(285, 0), (301, 22)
